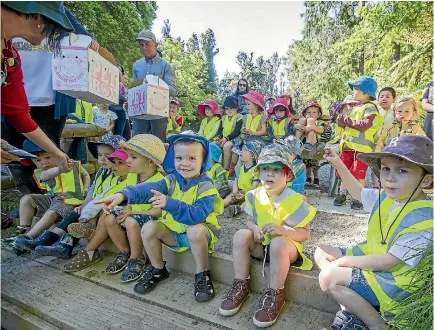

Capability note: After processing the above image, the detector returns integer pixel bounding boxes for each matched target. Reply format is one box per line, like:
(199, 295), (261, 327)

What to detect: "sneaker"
(313, 178), (320, 188)
(68, 222), (96, 239)
(253, 287), (285, 328)
(350, 200), (363, 210)
(331, 310), (369, 330)
(333, 193), (347, 206)
(229, 205), (241, 217)
(305, 178), (313, 186)
(194, 270), (215, 302)
(219, 278), (250, 316)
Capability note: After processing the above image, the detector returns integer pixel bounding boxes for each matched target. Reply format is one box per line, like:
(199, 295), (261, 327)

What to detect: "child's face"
(225, 107), (237, 116)
(245, 100), (259, 114)
(353, 86), (370, 102)
(169, 103), (178, 116)
(274, 106), (287, 120)
(204, 106), (213, 118)
(305, 107), (320, 119)
(99, 104), (109, 112)
(97, 145), (114, 169)
(395, 103), (415, 122)
(378, 91), (395, 110)
(174, 142), (204, 180)
(259, 166), (289, 194)
(380, 156), (429, 202)
(32, 151), (56, 170)
(111, 158), (129, 177)
(126, 150), (153, 174)
(240, 146), (255, 163)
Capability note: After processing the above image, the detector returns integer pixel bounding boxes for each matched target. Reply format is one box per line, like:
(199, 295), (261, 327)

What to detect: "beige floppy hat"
(120, 134), (166, 167)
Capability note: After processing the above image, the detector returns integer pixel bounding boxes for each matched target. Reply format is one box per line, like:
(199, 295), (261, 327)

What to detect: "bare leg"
(124, 217), (144, 259)
(269, 236), (298, 289)
(52, 227), (66, 236)
(19, 195), (37, 226)
(295, 118), (306, 140)
(141, 221), (177, 269)
(306, 118), (318, 144)
(105, 214), (130, 253)
(231, 153), (239, 165)
(306, 167), (312, 181)
(313, 163), (319, 180)
(27, 211), (59, 238)
(84, 213), (109, 252)
(232, 229), (263, 279)
(314, 245), (343, 270)
(223, 141), (234, 169)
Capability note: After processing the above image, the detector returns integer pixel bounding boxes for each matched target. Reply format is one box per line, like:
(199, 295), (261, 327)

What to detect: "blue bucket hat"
(209, 142), (222, 163)
(23, 139), (45, 154)
(239, 138), (264, 162)
(88, 135), (125, 159)
(164, 132), (212, 174)
(223, 95), (240, 110)
(348, 76), (377, 100)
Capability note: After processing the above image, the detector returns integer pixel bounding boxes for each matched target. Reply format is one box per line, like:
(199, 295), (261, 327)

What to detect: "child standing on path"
(266, 97), (294, 142)
(316, 135), (433, 330)
(96, 132), (223, 302)
(219, 143), (316, 328)
(197, 100), (222, 141)
(377, 87), (396, 130)
(334, 76), (384, 209)
(93, 104), (118, 136)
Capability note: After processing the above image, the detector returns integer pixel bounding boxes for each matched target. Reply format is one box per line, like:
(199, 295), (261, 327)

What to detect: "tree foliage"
(200, 29), (220, 94)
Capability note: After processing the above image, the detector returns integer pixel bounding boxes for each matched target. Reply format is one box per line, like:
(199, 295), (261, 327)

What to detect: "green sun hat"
(259, 162), (285, 168)
(3, 2), (74, 32)
(256, 144), (294, 175)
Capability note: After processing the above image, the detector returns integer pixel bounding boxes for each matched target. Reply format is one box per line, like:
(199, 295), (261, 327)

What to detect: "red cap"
(107, 147), (128, 162)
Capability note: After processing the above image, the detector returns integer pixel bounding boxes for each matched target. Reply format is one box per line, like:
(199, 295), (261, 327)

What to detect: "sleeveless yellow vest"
(340, 103), (384, 152)
(222, 114), (242, 137)
(92, 169), (114, 198)
(271, 117), (291, 139)
(236, 163), (257, 192)
(200, 116), (220, 139)
(103, 174), (136, 197)
(129, 172), (165, 213)
(245, 186), (316, 270)
(241, 113), (267, 139)
(328, 122), (344, 144)
(167, 115), (182, 138)
(207, 163), (228, 185)
(346, 191), (433, 320)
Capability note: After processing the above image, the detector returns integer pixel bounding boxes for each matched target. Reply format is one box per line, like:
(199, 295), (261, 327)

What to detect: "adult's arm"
(422, 99), (433, 113)
(163, 62), (178, 97)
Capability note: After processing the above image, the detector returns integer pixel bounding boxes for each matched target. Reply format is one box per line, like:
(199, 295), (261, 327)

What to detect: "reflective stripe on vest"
(222, 114), (242, 137)
(167, 116), (182, 137)
(271, 118), (290, 139)
(207, 163), (228, 185)
(246, 186), (316, 270)
(340, 103), (383, 152)
(346, 190), (433, 318)
(92, 169), (114, 198)
(130, 172), (165, 213)
(200, 116), (220, 138)
(241, 113), (266, 139)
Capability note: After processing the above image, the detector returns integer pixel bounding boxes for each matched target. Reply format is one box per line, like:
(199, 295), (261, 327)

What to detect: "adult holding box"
(131, 30), (177, 142)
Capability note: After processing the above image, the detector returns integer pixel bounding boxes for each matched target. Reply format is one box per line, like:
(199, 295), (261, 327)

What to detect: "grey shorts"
(29, 194), (75, 220)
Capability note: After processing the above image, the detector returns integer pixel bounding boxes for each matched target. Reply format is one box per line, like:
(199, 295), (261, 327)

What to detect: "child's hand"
(262, 223), (285, 236)
(220, 137), (228, 145)
(253, 227), (264, 243)
(323, 148), (341, 168)
(94, 193), (125, 213)
(305, 125), (314, 132)
(149, 190), (167, 209)
(116, 210), (130, 226)
(242, 128), (252, 135)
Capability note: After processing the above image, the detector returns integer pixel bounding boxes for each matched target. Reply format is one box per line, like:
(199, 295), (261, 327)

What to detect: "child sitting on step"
(197, 100), (222, 141)
(14, 140), (91, 252)
(207, 143), (229, 198)
(26, 135), (124, 258)
(317, 135), (433, 330)
(64, 135), (166, 284)
(219, 143), (316, 328)
(223, 138), (263, 217)
(266, 97), (294, 142)
(167, 98), (184, 139)
(96, 132), (223, 302)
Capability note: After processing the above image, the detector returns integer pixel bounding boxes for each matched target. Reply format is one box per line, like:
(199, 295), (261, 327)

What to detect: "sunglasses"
(238, 83), (247, 87)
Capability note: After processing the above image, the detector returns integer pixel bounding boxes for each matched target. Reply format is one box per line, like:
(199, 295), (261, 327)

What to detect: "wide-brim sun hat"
(88, 135), (125, 159)
(241, 91), (264, 111)
(209, 142), (222, 163)
(348, 76), (377, 101)
(328, 102), (345, 120)
(222, 95), (240, 110)
(3, 2), (74, 32)
(279, 136), (303, 156)
(302, 100), (323, 117)
(357, 135), (433, 179)
(267, 97), (291, 117)
(120, 134), (166, 168)
(107, 147), (128, 162)
(197, 100), (222, 118)
(164, 132), (212, 174)
(240, 138), (265, 162)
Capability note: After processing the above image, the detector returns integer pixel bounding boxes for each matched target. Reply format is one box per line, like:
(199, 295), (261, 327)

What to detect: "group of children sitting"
(9, 75), (433, 329)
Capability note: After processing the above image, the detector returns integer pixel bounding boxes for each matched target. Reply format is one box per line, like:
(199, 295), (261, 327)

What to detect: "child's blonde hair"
(394, 97), (419, 119)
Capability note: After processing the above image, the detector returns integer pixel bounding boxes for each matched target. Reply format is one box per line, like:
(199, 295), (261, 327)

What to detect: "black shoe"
(333, 194), (346, 206)
(35, 233), (76, 259)
(194, 270), (215, 302)
(15, 230), (59, 253)
(350, 200), (363, 210)
(134, 262), (170, 294)
(305, 178), (313, 186)
(313, 178), (320, 187)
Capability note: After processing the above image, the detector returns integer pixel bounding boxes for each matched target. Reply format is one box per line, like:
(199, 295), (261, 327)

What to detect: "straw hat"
(120, 134), (166, 167)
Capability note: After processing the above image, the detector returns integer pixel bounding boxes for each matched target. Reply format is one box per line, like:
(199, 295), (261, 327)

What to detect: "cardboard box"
(127, 75), (169, 119)
(52, 34), (119, 104)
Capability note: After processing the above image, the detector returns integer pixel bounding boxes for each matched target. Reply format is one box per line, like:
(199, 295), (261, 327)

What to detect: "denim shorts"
(168, 226), (213, 251)
(348, 267), (380, 307)
(110, 210), (154, 228)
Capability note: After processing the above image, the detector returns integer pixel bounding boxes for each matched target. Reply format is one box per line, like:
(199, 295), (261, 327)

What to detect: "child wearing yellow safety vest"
(224, 138), (263, 217)
(334, 76), (384, 210)
(266, 97), (294, 142)
(197, 100), (222, 141)
(25, 135), (124, 259)
(219, 143), (316, 328)
(97, 132), (223, 302)
(207, 142), (229, 198)
(14, 139), (91, 253)
(215, 95), (242, 171)
(318, 135), (433, 330)
(167, 98), (184, 139)
(278, 136), (307, 194)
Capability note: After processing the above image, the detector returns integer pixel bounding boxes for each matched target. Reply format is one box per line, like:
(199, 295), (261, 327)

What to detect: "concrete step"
(2, 250), (334, 330)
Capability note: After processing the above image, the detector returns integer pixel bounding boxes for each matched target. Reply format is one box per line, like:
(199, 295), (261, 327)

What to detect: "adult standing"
(232, 78), (249, 114)
(1, 1), (74, 171)
(421, 80), (433, 141)
(109, 63), (130, 139)
(131, 30), (177, 142)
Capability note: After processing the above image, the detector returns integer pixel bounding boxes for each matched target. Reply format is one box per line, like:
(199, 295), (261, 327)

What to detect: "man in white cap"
(131, 30), (177, 142)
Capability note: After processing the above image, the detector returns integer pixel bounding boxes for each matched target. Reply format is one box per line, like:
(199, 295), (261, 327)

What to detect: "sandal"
(133, 261), (169, 294)
(120, 257), (147, 283)
(64, 250), (102, 273)
(106, 251), (130, 274)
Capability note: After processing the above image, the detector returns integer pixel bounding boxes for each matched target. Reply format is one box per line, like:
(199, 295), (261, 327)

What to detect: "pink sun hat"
(241, 90), (265, 111)
(107, 147), (128, 162)
(197, 100), (222, 118)
(266, 97), (292, 117)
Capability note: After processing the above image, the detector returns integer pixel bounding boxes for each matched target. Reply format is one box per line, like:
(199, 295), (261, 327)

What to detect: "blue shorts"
(348, 268), (380, 307)
(168, 226), (213, 251)
(110, 210), (154, 228)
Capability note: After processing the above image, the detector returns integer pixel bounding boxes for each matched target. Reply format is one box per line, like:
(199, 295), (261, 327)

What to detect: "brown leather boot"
(253, 287), (285, 328)
(219, 278), (250, 316)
